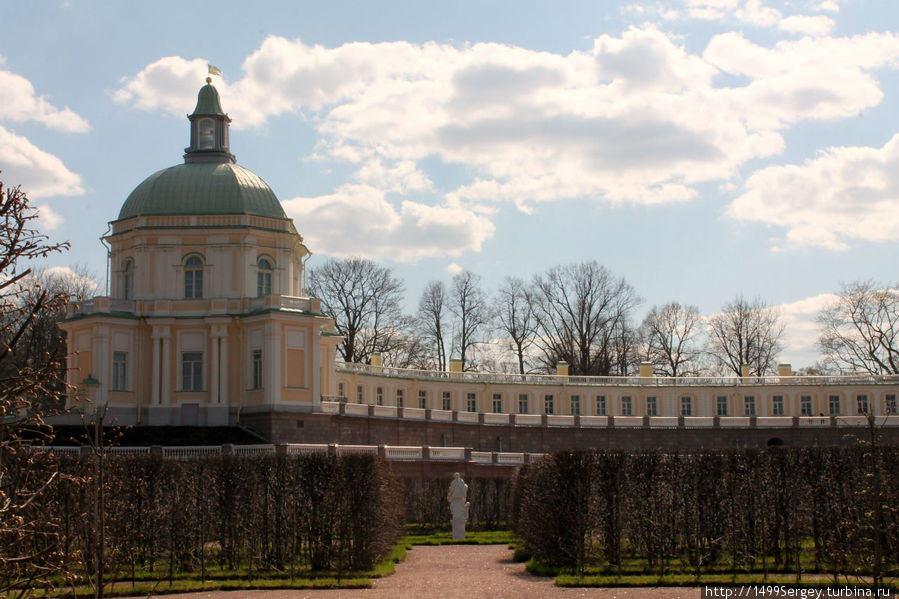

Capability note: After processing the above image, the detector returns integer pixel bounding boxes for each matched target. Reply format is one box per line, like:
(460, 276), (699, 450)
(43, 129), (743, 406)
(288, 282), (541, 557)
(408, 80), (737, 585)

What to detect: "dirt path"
(130, 545), (701, 599)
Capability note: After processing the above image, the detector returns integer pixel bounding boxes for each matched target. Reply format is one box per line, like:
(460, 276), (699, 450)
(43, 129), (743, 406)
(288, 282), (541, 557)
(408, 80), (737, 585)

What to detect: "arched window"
(122, 258), (134, 300)
(184, 255), (204, 298)
(257, 257), (273, 296)
(198, 118), (215, 149)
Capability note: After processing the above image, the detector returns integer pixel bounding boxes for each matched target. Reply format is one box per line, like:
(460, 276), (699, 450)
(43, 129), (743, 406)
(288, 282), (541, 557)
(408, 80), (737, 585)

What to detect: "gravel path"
(131, 545), (702, 599)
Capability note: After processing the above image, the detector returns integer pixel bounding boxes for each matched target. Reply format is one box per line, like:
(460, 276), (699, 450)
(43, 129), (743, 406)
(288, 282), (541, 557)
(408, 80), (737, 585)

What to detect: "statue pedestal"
(452, 518), (466, 540)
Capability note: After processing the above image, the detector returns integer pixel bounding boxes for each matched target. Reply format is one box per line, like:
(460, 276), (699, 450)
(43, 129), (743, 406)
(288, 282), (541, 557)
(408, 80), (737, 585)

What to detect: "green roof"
(117, 162), (288, 221)
(192, 83), (225, 116)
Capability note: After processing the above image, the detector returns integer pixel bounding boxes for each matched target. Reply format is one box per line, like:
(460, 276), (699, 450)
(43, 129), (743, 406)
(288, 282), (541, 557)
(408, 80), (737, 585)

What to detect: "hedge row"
(511, 447), (899, 581)
(3, 452), (402, 592)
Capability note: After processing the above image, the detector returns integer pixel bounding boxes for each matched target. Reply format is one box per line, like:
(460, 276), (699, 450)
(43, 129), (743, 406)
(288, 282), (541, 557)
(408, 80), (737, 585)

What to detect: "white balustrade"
(684, 417), (715, 428)
(430, 409), (453, 421)
(756, 417), (793, 428)
(719, 417), (751, 428)
(614, 416), (644, 427)
(373, 405), (398, 418)
(384, 446), (422, 460)
(579, 415), (608, 427)
(344, 403), (369, 416)
(546, 415), (575, 426)
(495, 452), (525, 465)
(514, 414), (542, 426)
(470, 451), (492, 464)
(321, 401), (341, 414)
(285, 443), (329, 455)
(402, 407), (426, 420)
(429, 447), (466, 460)
(649, 417), (678, 428)
(162, 446), (222, 458)
(457, 411), (478, 423)
(232, 444), (276, 456)
(336, 444), (378, 456)
(483, 413), (510, 425)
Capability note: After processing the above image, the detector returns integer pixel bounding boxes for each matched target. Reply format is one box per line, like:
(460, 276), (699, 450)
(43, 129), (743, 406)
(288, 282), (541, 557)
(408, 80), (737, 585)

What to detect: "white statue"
(447, 472), (469, 539)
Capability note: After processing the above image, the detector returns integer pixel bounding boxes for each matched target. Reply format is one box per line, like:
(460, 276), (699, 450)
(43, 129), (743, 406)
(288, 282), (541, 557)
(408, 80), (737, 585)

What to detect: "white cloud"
(446, 262), (464, 275)
(815, 1), (839, 12)
(775, 293), (837, 364)
(281, 184), (495, 261)
(779, 15), (835, 36)
(728, 134), (899, 250)
(0, 125), (84, 198)
(0, 68), (89, 133)
(736, 0), (781, 26)
(35, 204), (63, 230)
(113, 29), (899, 257)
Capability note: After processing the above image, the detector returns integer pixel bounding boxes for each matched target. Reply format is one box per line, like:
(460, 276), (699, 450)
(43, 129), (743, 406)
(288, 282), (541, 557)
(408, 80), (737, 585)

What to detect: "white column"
(312, 325), (322, 408)
(161, 331), (172, 404)
(219, 334), (228, 404)
(210, 333), (220, 404)
(265, 324), (281, 405)
(94, 326), (110, 407)
(151, 332), (161, 405)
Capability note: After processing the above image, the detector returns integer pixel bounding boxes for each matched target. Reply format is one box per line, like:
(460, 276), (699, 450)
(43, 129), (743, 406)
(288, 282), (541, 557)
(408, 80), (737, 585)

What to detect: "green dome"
(117, 162), (288, 221)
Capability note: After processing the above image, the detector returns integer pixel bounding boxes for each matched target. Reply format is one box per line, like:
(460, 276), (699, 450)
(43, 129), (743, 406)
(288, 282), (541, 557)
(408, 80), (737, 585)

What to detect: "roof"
(192, 83), (226, 116)
(116, 162), (288, 221)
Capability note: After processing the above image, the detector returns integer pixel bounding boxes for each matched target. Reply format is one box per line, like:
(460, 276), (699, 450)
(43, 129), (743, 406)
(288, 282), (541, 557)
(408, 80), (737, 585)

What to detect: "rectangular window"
(252, 350), (263, 390)
(518, 393), (528, 414)
(112, 351), (127, 391)
(681, 396), (692, 417)
(621, 396), (632, 416)
(800, 395), (812, 416)
(829, 394), (841, 416)
(466, 392), (477, 413)
(646, 396), (657, 417)
(492, 393), (503, 413)
(396, 389), (404, 408)
(419, 389), (427, 409)
(570, 395), (581, 416)
(716, 396), (728, 417)
(357, 385), (364, 403)
(338, 382), (345, 399)
(744, 395), (756, 416)
(181, 352), (203, 391)
(544, 394), (554, 415)
(886, 394), (897, 415)
(442, 391), (451, 411)
(376, 387), (384, 406)
(772, 394), (784, 416)
(595, 395), (607, 416)
(857, 394), (869, 415)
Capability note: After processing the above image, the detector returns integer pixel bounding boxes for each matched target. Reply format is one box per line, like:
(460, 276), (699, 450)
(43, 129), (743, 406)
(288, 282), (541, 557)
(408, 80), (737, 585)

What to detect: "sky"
(1, 0), (898, 369)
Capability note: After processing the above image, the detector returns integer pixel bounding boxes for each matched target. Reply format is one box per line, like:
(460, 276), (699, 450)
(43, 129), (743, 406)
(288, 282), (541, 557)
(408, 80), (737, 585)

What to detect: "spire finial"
(206, 77), (212, 84)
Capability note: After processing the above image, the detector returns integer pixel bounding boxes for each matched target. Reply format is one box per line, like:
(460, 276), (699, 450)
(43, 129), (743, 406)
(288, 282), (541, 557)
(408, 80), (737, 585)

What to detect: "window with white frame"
(744, 395), (756, 416)
(442, 391), (451, 411)
(257, 257), (273, 296)
(886, 394), (897, 415)
(376, 387), (384, 406)
(466, 392), (477, 413)
(112, 352), (127, 391)
(596, 395), (606, 416)
(252, 350), (263, 390)
(621, 396), (632, 416)
(518, 393), (529, 414)
(357, 385), (364, 403)
(680, 396), (692, 417)
(419, 389), (427, 409)
(492, 393), (503, 413)
(570, 395), (581, 416)
(646, 396), (657, 416)
(800, 395), (812, 416)
(829, 394), (841, 415)
(857, 394), (869, 415)
(184, 255), (204, 298)
(544, 394), (554, 415)
(338, 382), (345, 399)
(716, 396), (728, 416)
(181, 352), (203, 391)
(122, 259), (134, 300)
(772, 394), (784, 416)
(396, 389), (404, 408)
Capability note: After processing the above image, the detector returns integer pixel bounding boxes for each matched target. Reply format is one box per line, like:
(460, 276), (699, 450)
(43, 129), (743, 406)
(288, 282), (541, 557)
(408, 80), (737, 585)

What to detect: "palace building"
(60, 81), (899, 451)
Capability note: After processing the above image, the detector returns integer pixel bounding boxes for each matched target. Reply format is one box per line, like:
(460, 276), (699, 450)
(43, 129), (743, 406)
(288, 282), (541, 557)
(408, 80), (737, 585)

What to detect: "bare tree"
(707, 295), (784, 376)
(493, 277), (537, 375)
(640, 302), (704, 377)
(307, 257), (408, 364)
(449, 271), (490, 371)
(0, 177), (72, 596)
(531, 261), (639, 376)
(416, 281), (449, 372)
(818, 281), (899, 375)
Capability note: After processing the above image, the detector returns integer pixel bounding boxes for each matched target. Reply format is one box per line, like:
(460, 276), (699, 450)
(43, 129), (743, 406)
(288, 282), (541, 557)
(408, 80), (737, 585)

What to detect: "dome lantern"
(184, 78), (235, 164)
